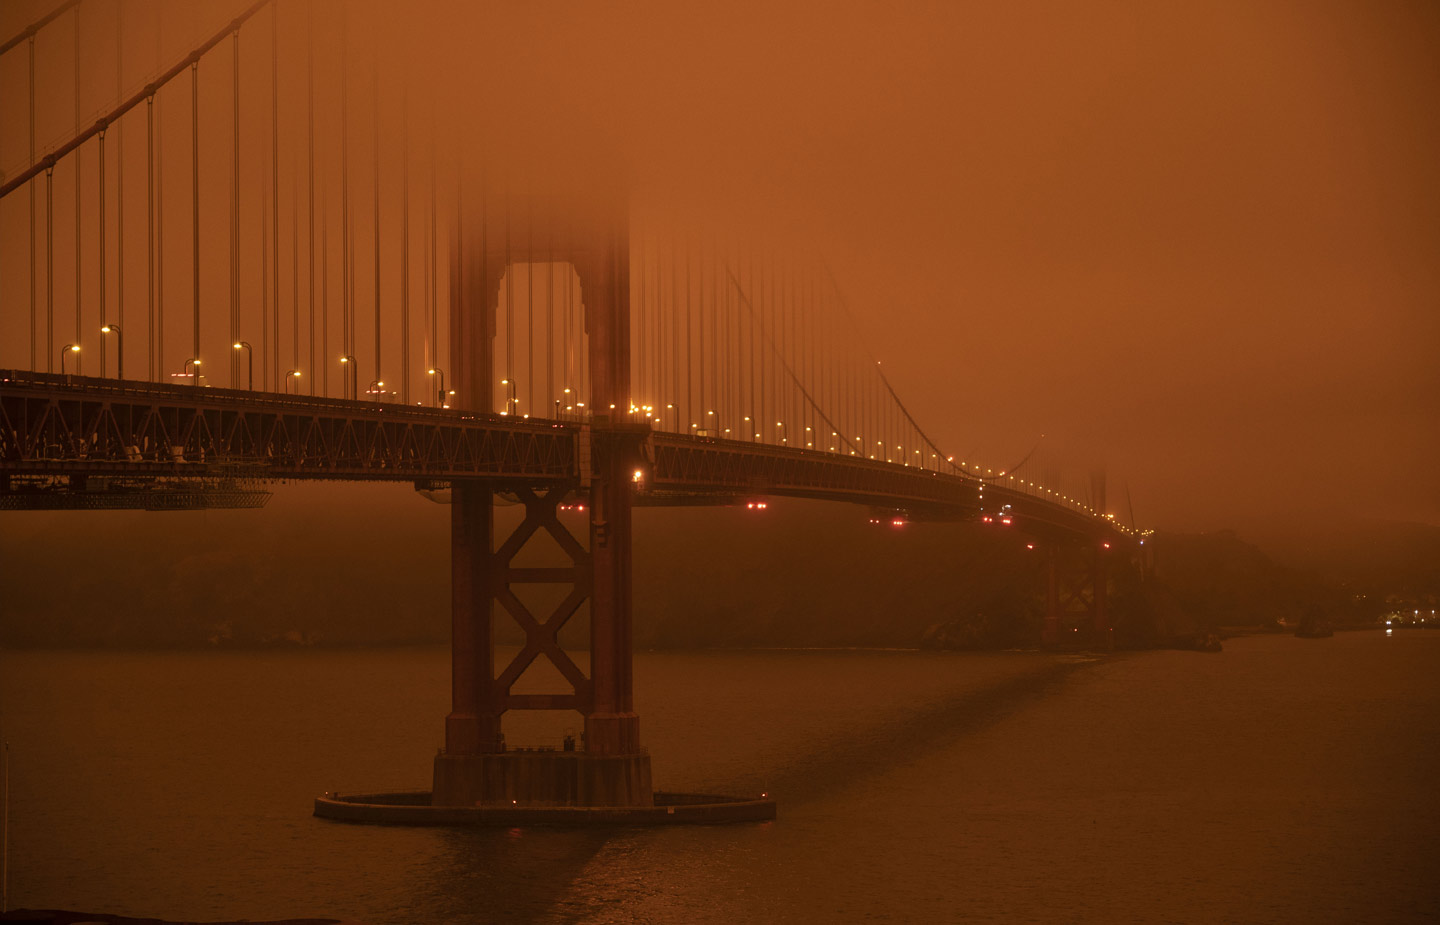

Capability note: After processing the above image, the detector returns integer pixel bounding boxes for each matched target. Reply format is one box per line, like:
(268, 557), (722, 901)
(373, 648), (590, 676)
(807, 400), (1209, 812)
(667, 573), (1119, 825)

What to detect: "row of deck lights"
(59, 334), (1140, 534)
(617, 389), (1134, 527)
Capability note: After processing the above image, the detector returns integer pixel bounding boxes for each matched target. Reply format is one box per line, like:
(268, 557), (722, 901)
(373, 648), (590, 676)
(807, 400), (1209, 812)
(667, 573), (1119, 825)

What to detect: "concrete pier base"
(315, 789), (776, 827)
(432, 750), (654, 807)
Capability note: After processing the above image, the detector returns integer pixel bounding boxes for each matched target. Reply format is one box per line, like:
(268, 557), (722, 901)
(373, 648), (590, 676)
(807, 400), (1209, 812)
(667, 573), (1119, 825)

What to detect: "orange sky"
(2, 0), (1436, 541)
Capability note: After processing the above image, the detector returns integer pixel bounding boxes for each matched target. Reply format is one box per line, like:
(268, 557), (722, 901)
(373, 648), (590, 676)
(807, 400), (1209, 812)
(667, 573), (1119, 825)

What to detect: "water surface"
(2, 632), (1435, 923)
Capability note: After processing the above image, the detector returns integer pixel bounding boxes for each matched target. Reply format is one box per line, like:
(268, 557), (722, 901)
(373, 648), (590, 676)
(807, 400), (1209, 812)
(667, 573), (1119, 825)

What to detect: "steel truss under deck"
(0, 371), (576, 484)
(1, 371), (1116, 542)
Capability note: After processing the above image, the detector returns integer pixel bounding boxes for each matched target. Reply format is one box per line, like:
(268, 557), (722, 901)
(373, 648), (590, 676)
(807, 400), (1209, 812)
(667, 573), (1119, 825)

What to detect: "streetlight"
(285, 369), (302, 393)
(183, 357), (202, 386)
(339, 355), (356, 399)
(233, 341), (253, 390)
(60, 343), (79, 375)
(367, 379), (386, 399)
(427, 368), (445, 407)
(501, 378), (517, 415)
(100, 325), (123, 380)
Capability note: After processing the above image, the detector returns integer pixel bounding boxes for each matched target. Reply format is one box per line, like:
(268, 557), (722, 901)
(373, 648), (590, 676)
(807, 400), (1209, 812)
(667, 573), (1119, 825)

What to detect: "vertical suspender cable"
(340, 4), (350, 381)
(372, 52), (381, 392)
(271, 7), (280, 389)
(261, 158), (270, 387)
(546, 225), (553, 415)
(682, 233), (688, 429)
(527, 197), (533, 415)
(46, 167), (54, 371)
(75, 10), (82, 373)
(155, 12), (165, 379)
(781, 258), (789, 439)
(684, 236), (692, 431)
(747, 252), (755, 438)
(29, 36), (37, 370)
(645, 233), (653, 408)
(672, 236), (680, 427)
(74, 156), (82, 374)
(99, 129), (107, 376)
(191, 61), (200, 371)
(320, 172), (329, 392)
(658, 232), (665, 415)
(636, 229), (645, 406)
(429, 108), (437, 386)
(292, 174), (299, 375)
(146, 94), (154, 379)
(504, 187), (512, 402)
(116, 6), (124, 372)
(697, 240), (706, 427)
(796, 262), (803, 441)
(307, 4), (316, 393)
(711, 243), (719, 431)
(760, 254), (769, 439)
(232, 30), (240, 387)
(401, 86), (410, 403)
(319, 33), (330, 395)
(563, 217), (572, 404)
(321, 178), (329, 395)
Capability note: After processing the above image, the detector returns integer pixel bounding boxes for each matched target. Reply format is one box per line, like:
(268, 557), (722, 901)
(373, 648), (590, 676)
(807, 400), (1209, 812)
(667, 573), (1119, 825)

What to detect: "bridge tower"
(1040, 471), (1112, 647)
(432, 183), (653, 807)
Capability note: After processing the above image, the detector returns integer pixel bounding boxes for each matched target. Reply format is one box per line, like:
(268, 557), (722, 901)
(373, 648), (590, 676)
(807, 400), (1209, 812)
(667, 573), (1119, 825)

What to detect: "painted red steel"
(0, 370), (1122, 542)
(648, 432), (1113, 539)
(0, 370), (576, 483)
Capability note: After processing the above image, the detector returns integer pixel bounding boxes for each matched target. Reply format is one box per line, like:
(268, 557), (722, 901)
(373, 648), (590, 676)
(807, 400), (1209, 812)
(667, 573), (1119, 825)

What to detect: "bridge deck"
(0, 371), (1121, 540)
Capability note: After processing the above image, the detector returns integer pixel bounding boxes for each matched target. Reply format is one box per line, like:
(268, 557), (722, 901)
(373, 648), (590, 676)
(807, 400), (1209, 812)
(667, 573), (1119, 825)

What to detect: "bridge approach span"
(2, 371), (1113, 541)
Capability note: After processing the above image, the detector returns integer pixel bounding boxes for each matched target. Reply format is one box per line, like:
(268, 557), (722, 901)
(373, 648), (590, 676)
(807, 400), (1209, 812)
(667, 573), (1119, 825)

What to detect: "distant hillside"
(0, 486), (1038, 649)
(2, 484), (1429, 649)
(1256, 519), (1440, 597)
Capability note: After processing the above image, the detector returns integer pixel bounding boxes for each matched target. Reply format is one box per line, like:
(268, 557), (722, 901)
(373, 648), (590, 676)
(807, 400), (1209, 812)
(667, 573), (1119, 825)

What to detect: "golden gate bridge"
(0, 0), (1148, 822)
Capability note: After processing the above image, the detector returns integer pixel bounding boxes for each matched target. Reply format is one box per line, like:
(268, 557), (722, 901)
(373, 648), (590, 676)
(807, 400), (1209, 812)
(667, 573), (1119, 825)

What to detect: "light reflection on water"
(1, 632), (1437, 924)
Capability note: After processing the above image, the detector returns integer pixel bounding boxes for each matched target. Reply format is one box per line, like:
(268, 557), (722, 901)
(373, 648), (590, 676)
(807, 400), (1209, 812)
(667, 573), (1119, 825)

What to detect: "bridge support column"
(1043, 546), (1061, 646)
(1092, 547), (1109, 639)
(442, 479), (503, 758)
(432, 195), (651, 808)
(1039, 541), (1112, 648)
(576, 223), (648, 769)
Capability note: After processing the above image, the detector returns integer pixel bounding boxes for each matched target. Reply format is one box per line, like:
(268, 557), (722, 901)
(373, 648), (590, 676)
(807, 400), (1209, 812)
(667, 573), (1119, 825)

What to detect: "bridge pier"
(1041, 541), (1113, 648)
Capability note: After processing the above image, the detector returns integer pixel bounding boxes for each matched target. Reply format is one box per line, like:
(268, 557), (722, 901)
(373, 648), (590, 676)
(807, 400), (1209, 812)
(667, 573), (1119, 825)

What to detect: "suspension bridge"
(0, 0), (1147, 819)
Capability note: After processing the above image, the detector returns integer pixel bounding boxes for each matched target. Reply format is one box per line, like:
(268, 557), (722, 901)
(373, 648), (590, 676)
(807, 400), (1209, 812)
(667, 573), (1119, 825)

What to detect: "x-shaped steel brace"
(492, 484), (594, 706)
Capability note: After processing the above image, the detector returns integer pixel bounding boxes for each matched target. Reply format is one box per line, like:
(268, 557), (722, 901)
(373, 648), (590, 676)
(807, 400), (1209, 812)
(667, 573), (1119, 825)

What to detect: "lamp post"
(501, 378), (517, 415)
(427, 368), (445, 407)
(233, 342), (253, 390)
(183, 357), (202, 386)
(367, 379), (385, 400)
(285, 369), (302, 393)
(100, 325), (123, 380)
(60, 343), (79, 375)
(339, 355), (356, 399)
